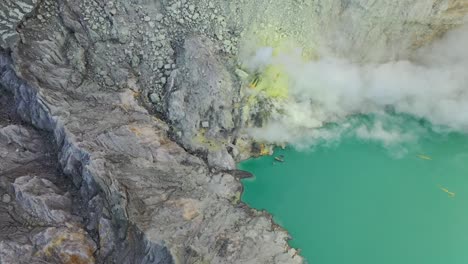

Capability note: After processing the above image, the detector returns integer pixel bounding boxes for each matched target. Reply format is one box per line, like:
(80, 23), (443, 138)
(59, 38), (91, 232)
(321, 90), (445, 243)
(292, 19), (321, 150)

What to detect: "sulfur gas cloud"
(244, 25), (468, 148)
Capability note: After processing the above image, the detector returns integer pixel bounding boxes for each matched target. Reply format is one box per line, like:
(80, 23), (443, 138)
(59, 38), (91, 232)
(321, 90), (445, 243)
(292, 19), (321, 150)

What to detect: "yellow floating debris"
(417, 154), (432, 160)
(438, 185), (456, 198)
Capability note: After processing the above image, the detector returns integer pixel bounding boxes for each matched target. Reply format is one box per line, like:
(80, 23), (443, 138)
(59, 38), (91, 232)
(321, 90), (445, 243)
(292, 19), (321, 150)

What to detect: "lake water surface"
(240, 115), (468, 263)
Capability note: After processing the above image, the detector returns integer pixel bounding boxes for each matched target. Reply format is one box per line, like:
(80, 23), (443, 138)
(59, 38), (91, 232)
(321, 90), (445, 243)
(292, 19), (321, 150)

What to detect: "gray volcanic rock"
(0, 124), (50, 171)
(166, 36), (237, 170)
(0, 0), (39, 49)
(0, 1), (301, 263)
(0, 241), (35, 264)
(2, 0), (468, 263)
(1, 53), (299, 263)
(0, 89), (97, 264)
(13, 175), (73, 225)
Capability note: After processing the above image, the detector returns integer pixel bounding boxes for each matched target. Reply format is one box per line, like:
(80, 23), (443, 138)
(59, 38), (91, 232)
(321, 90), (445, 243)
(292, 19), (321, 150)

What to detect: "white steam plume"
(246, 25), (468, 146)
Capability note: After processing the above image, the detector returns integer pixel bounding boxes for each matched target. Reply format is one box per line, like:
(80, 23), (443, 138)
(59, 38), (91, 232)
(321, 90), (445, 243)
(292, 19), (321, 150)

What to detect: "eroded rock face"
(13, 175), (74, 225)
(0, 241), (34, 264)
(32, 226), (97, 264)
(166, 36), (237, 169)
(0, 0), (39, 49)
(0, 1), (301, 262)
(0, 88), (97, 264)
(1, 0), (468, 263)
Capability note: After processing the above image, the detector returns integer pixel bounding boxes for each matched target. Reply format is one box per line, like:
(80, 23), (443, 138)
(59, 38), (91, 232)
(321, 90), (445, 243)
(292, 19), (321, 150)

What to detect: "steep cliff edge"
(0, 87), (98, 263)
(1, 0), (467, 263)
(0, 1), (301, 263)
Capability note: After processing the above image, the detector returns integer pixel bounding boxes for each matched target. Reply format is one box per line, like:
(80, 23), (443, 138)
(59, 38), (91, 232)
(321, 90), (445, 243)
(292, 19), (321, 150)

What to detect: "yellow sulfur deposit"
(238, 26), (316, 130)
(241, 25), (313, 100)
(251, 64), (289, 99)
(259, 143), (271, 156)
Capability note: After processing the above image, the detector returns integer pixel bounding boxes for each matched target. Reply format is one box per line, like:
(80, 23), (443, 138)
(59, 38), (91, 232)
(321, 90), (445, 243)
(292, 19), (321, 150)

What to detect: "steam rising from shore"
(245, 25), (468, 147)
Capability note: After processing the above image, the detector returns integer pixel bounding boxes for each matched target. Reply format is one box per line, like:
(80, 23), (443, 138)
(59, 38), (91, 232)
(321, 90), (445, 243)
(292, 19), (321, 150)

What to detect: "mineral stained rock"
(0, 1), (301, 263)
(1, 0), (468, 263)
(0, 88), (97, 264)
(166, 36), (237, 170)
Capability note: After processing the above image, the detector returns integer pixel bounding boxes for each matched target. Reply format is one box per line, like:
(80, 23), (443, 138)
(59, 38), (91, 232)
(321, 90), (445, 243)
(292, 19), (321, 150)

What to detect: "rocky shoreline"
(0, 3), (301, 261)
(0, 33), (301, 263)
(1, 0), (468, 263)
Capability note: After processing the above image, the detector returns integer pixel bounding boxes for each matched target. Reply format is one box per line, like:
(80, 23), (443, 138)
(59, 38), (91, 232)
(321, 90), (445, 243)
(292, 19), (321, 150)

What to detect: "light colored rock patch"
(0, 0), (38, 49)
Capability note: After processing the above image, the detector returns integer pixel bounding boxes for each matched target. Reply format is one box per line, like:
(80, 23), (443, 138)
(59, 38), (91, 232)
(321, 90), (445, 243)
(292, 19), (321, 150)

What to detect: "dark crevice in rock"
(0, 85), (99, 263)
(0, 1), (306, 263)
(0, 51), (174, 264)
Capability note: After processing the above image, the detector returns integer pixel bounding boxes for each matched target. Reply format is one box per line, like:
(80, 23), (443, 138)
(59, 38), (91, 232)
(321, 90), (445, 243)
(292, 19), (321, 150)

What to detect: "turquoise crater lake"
(239, 115), (468, 264)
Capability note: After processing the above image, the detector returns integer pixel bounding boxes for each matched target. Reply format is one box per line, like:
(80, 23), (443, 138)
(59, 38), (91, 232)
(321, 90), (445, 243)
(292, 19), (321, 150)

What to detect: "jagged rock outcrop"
(1, 0), (468, 263)
(0, 88), (97, 264)
(0, 0), (39, 49)
(0, 0), (302, 263)
(166, 36), (238, 170)
(13, 175), (74, 225)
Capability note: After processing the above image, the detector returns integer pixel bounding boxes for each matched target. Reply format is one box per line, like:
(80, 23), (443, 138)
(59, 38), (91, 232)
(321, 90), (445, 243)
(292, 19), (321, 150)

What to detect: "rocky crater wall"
(0, 0), (301, 262)
(1, 0), (468, 263)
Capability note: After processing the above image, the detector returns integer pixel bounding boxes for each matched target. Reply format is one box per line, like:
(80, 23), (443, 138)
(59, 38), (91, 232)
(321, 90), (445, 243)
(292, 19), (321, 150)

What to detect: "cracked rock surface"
(1, 0), (468, 263)
(0, 0), (38, 49)
(0, 1), (301, 263)
(0, 88), (97, 264)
